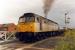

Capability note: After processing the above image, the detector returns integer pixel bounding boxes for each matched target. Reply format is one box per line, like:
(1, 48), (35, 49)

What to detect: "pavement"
(0, 36), (62, 50)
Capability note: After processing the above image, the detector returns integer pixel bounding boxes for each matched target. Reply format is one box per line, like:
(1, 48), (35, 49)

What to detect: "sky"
(0, 0), (75, 28)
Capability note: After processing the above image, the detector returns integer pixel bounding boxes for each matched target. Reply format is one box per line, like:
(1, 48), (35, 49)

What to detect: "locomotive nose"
(17, 22), (35, 32)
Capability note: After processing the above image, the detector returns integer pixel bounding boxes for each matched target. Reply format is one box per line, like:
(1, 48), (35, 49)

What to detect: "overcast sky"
(0, 0), (75, 28)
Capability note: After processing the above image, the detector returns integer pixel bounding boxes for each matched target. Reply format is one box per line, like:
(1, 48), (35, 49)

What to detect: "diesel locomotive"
(15, 13), (62, 42)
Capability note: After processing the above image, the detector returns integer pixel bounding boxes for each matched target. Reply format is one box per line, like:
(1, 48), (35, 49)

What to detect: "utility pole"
(65, 12), (68, 30)
(65, 12), (70, 30)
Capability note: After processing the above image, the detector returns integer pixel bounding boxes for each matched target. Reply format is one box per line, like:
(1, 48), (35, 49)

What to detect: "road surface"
(0, 36), (62, 50)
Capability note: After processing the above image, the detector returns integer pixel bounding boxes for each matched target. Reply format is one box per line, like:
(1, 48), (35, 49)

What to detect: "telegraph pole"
(65, 12), (70, 30)
(65, 12), (68, 30)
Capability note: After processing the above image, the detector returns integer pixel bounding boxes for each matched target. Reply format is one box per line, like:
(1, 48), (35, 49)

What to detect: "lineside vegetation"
(55, 29), (75, 50)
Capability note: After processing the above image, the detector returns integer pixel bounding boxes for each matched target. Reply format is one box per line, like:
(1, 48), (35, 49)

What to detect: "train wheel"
(36, 33), (42, 41)
(46, 32), (50, 37)
(36, 35), (40, 41)
(42, 33), (47, 39)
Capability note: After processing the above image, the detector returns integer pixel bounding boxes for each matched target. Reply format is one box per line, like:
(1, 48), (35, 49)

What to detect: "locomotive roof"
(40, 16), (58, 25)
(20, 13), (35, 18)
(34, 13), (58, 25)
(20, 13), (58, 25)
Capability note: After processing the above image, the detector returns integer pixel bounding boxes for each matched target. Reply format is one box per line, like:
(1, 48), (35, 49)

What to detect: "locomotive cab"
(17, 13), (35, 32)
(16, 13), (36, 42)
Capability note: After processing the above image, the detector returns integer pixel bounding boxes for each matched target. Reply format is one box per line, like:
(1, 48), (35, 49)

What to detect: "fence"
(0, 31), (16, 41)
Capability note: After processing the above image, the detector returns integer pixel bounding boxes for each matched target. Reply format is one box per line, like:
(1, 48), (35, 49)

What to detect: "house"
(0, 23), (16, 32)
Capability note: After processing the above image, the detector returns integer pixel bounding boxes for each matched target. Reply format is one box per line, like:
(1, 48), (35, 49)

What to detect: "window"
(19, 17), (35, 23)
(19, 17), (25, 23)
(25, 17), (35, 22)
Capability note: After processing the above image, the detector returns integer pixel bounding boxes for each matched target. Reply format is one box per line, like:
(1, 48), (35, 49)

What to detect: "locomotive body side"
(34, 15), (59, 32)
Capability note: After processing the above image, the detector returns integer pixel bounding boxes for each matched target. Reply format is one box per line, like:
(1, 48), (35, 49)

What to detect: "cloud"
(47, 0), (75, 28)
(0, 0), (75, 28)
(0, 0), (43, 24)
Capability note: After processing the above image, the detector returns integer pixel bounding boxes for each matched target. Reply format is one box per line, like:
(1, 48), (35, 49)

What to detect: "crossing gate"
(0, 31), (16, 41)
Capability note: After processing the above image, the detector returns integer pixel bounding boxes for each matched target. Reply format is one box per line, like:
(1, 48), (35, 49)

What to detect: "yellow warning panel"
(17, 22), (35, 32)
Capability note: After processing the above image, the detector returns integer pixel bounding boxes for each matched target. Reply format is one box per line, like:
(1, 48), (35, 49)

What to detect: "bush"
(55, 29), (75, 50)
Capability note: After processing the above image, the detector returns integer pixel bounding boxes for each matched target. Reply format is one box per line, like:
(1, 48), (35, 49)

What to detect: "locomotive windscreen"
(19, 13), (35, 23)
